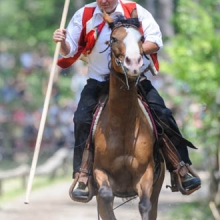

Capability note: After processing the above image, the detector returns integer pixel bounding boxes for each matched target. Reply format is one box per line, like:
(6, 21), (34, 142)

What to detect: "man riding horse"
(53, 0), (201, 200)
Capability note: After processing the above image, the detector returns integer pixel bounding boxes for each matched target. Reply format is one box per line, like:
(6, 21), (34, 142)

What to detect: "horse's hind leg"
(94, 169), (116, 220)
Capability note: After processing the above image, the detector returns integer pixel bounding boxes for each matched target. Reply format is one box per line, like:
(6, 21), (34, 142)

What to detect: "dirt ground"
(0, 172), (208, 220)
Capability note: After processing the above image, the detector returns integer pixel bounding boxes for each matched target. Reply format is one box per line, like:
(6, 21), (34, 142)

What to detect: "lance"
(24, 0), (70, 204)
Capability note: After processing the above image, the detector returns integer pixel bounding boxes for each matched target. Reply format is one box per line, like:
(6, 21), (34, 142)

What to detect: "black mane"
(109, 15), (140, 30)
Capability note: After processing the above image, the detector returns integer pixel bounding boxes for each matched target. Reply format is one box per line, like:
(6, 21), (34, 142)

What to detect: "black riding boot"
(73, 122), (91, 177)
(138, 78), (201, 193)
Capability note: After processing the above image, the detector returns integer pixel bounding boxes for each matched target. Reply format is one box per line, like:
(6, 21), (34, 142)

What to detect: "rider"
(53, 0), (201, 198)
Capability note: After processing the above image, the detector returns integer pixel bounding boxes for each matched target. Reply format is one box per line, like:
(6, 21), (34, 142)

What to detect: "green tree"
(0, 0), (79, 107)
(161, 0), (220, 214)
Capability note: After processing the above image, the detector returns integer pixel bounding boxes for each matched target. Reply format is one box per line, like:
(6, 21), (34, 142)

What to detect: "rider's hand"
(53, 29), (70, 56)
(53, 29), (66, 43)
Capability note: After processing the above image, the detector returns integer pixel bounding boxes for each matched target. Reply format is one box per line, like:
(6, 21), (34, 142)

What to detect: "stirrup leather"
(166, 163), (201, 195)
(69, 146), (95, 203)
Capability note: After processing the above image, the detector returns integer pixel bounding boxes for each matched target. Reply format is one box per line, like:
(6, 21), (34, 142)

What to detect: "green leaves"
(0, 0), (75, 108)
(161, 0), (220, 162)
(162, 0), (220, 105)
(0, 0), (70, 51)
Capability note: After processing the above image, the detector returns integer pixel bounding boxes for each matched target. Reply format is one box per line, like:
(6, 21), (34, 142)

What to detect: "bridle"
(109, 23), (148, 90)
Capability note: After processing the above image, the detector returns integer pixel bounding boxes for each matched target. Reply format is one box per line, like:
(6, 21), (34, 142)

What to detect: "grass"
(167, 201), (214, 220)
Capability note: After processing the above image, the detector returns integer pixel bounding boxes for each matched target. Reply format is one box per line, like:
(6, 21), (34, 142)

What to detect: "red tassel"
(150, 53), (159, 71)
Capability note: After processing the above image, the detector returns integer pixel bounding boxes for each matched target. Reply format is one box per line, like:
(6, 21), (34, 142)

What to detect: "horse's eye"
(111, 37), (118, 43)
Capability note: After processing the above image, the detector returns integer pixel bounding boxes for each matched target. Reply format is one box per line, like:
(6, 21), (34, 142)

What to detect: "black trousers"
(72, 78), (191, 176)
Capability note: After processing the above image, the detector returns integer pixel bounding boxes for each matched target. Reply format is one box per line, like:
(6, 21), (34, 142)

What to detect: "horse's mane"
(108, 15), (140, 30)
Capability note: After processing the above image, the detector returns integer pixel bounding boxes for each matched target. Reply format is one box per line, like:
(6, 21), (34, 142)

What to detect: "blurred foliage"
(0, 0), (219, 165)
(0, 0), (78, 109)
(164, 0), (220, 104)
(168, 202), (214, 220)
(1, 0), (60, 53)
(161, 0), (220, 160)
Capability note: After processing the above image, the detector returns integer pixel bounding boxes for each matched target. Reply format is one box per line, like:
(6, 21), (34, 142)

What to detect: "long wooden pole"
(24, 0), (70, 204)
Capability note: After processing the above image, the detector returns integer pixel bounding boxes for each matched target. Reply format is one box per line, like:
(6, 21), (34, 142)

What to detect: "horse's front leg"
(136, 165), (154, 220)
(94, 169), (116, 220)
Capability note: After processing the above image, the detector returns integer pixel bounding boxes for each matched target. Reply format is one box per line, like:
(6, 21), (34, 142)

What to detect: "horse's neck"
(108, 73), (139, 116)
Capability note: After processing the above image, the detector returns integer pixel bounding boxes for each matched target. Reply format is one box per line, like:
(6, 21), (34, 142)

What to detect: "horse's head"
(104, 11), (144, 79)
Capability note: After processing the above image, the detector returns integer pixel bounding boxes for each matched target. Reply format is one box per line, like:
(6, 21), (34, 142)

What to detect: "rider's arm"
(142, 41), (159, 55)
(53, 8), (83, 57)
(136, 4), (163, 54)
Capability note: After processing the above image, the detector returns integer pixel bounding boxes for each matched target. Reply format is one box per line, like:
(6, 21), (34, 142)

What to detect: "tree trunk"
(144, 0), (174, 37)
(144, 0), (156, 16)
(74, 0), (85, 9)
(157, 0), (174, 38)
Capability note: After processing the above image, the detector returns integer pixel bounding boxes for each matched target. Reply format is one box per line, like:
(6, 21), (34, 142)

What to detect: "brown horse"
(92, 12), (165, 220)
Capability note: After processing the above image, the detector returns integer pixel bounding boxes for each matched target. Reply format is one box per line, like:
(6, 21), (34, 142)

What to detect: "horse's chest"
(94, 102), (154, 172)
(95, 129), (153, 164)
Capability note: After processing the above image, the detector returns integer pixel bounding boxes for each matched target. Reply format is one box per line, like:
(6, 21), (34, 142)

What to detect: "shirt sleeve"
(136, 4), (163, 50)
(63, 8), (84, 58)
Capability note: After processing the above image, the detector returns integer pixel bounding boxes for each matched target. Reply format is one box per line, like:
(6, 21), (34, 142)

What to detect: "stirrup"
(69, 172), (94, 203)
(166, 164), (201, 195)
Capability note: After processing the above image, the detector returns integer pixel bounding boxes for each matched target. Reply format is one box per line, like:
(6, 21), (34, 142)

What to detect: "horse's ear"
(131, 8), (138, 19)
(103, 11), (114, 24)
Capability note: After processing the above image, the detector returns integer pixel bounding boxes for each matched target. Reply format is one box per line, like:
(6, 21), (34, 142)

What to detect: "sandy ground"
(0, 172), (209, 220)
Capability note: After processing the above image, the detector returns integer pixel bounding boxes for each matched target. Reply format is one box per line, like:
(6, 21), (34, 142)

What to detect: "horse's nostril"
(125, 57), (131, 65)
(138, 56), (142, 64)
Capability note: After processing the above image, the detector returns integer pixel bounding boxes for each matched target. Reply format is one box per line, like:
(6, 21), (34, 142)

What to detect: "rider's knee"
(156, 107), (173, 122)
(74, 109), (92, 125)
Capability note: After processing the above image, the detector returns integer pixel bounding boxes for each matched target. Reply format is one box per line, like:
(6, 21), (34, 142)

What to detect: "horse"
(92, 12), (165, 220)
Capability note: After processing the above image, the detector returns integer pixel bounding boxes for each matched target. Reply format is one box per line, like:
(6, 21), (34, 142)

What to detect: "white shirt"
(64, 1), (163, 82)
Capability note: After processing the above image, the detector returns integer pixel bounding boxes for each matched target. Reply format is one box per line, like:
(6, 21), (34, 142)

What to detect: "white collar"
(93, 1), (125, 17)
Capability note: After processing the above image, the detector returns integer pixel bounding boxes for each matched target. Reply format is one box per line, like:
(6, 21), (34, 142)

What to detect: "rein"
(96, 195), (138, 220)
(111, 51), (130, 90)
(113, 196), (138, 210)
